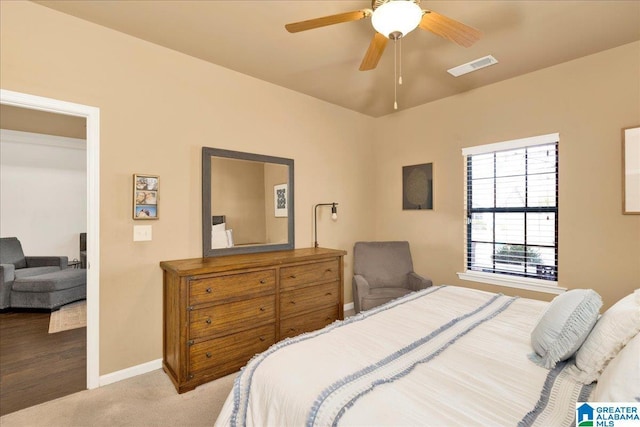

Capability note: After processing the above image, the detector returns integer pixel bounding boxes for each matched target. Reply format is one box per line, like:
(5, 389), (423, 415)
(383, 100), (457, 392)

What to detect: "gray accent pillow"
(529, 289), (602, 369)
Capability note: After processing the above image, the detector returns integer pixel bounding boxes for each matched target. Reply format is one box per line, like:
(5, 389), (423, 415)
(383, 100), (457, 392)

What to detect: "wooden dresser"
(160, 247), (346, 393)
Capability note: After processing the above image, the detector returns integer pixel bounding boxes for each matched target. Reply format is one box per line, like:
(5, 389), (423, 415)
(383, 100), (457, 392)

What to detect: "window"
(460, 133), (560, 292)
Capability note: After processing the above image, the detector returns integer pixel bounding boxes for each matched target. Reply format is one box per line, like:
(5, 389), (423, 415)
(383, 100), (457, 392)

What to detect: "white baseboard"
(99, 358), (163, 387)
(344, 302), (354, 312)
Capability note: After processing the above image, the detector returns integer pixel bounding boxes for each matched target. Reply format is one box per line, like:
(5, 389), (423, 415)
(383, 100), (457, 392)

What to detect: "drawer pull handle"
(259, 279), (266, 284)
(326, 317), (332, 321)
(289, 301), (296, 305)
(259, 336), (266, 342)
(206, 352), (212, 358)
(206, 287), (212, 293)
(326, 268), (332, 272)
(290, 275), (297, 279)
(325, 292), (332, 296)
(205, 318), (212, 324)
(259, 307), (266, 312)
(289, 328), (296, 332)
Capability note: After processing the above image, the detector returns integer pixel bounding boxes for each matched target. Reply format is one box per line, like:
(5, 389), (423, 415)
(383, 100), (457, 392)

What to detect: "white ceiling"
(35, 1), (640, 117)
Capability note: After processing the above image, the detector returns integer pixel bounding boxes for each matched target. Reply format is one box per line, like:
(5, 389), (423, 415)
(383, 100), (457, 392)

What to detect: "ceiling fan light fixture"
(371, 0), (423, 39)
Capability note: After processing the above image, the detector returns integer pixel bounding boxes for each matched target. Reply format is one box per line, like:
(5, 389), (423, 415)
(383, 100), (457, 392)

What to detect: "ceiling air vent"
(447, 55), (498, 77)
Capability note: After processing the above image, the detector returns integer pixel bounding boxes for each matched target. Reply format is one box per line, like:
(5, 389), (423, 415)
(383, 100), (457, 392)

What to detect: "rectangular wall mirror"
(202, 147), (294, 257)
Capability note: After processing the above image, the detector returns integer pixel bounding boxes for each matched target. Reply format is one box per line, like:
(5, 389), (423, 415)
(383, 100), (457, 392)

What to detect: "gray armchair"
(352, 241), (432, 313)
(0, 237), (67, 309)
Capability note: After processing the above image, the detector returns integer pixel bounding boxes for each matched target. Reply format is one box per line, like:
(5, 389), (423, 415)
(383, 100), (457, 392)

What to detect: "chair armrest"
(0, 264), (16, 309)
(407, 271), (433, 291)
(0, 263), (16, 285)
(25, 256), (68, 269)
(352, 274), (371, 314)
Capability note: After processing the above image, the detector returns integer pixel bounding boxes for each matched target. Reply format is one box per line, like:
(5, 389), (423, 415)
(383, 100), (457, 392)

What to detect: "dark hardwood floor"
(0, 310), (86, 416)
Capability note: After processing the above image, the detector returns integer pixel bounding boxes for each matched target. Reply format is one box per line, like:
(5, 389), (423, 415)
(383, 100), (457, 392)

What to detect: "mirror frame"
(202, 147), (294, 257)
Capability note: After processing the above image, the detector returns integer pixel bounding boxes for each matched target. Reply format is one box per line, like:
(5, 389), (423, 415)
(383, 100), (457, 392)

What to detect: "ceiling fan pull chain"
(398, 36), (403, 85)
(394, 38), (398, 110)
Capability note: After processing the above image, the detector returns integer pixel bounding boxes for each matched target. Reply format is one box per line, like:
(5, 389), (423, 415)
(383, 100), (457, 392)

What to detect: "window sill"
(457, 271), (566, 295)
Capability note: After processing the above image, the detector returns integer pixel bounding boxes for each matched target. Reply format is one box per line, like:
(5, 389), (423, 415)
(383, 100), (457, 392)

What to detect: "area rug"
(48, 300), (86, 333)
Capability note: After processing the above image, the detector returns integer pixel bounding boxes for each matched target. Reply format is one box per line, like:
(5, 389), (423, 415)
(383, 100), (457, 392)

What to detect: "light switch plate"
(133, 225), (152, 241)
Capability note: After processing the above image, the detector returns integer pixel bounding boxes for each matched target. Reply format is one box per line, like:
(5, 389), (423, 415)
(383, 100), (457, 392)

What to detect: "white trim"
(1, 89), (101, 390)
(99, 359), (163, 387)
(344, 302), (354, 312)
(457, 270), (566, 295)
(0, 129), (85, 150)
(462, 132), (559, 156)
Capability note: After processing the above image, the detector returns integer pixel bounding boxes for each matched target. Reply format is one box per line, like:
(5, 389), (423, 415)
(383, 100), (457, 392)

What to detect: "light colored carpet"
(0, 369), (236, 427)
(48, 300), (87, 333)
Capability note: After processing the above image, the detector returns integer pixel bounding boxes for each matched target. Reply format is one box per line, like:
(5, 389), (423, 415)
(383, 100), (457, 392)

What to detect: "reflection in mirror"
(202, 147), (294, 257)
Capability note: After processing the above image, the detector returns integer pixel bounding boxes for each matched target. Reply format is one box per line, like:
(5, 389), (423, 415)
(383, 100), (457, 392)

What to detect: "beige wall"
(0, 104), (86, 139)
(0, 1), (376, 375)
(373, 41), (640, 309)
(1, 1), (638, 377)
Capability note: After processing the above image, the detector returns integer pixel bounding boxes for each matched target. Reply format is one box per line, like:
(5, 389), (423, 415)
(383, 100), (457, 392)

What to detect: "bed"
(215, 285), (640, 427)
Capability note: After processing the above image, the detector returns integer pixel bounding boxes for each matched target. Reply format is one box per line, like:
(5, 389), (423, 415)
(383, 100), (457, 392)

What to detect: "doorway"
(0, 89), (100, 395)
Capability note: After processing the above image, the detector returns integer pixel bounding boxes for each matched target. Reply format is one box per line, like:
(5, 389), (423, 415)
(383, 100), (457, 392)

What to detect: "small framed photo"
(133, 174), (159, 220)
(274, 183), (288, 217)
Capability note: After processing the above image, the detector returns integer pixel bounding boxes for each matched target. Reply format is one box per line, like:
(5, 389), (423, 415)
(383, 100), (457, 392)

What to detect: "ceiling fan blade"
(285, 10), (370, 33)
(419, 10), (481, 47)
(359, 32), (388, 71)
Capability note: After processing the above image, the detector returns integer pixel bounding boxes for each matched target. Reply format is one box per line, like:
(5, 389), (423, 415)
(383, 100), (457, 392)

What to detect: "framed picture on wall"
(403, 163), (433, 210)
(274, 183), (287, 217)
(133, 174), (159, 219)
(623, 125), (640, 214)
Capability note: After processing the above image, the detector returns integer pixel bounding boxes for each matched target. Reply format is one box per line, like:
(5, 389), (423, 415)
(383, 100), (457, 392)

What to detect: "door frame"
(1, 89), (100, 389)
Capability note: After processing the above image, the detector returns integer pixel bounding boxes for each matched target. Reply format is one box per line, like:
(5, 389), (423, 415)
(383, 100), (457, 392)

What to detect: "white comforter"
(215, 286), (592, 427)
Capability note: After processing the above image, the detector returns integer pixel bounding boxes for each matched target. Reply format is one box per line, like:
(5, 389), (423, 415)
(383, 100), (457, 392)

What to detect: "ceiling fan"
(285, 0), (482, 71)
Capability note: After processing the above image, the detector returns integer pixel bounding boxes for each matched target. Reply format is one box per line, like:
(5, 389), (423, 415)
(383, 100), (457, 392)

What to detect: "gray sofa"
(352, 241), (433, 313)
(0, 237), (85, 310)
(11, 268), (87, 310)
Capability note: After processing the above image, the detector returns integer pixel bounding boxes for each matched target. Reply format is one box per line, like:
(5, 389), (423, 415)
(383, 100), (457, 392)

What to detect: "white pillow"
(591, 330), (640, 402)
(573, 289), (640, 383)
(212, 222), (226, 233)
(529, 289), (602, 369)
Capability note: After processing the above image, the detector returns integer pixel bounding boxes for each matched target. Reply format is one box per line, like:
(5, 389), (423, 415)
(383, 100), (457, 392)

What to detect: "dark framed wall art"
(403, 163), (433, 210)
(133, 174), (159, 219)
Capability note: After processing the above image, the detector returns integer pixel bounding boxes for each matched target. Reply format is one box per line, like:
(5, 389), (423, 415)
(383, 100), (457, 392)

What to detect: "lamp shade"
(371, 0), (423, 38)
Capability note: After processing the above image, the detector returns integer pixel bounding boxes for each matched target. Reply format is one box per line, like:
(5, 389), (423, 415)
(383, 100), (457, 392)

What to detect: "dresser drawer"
(189, 324), (275, 375)
(280, 259), (339, 289)
(189, 295), (276, 340)
(280, 281), (339, 318)
(189, 270), (275, 306)
(279, 305), (339, 340)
